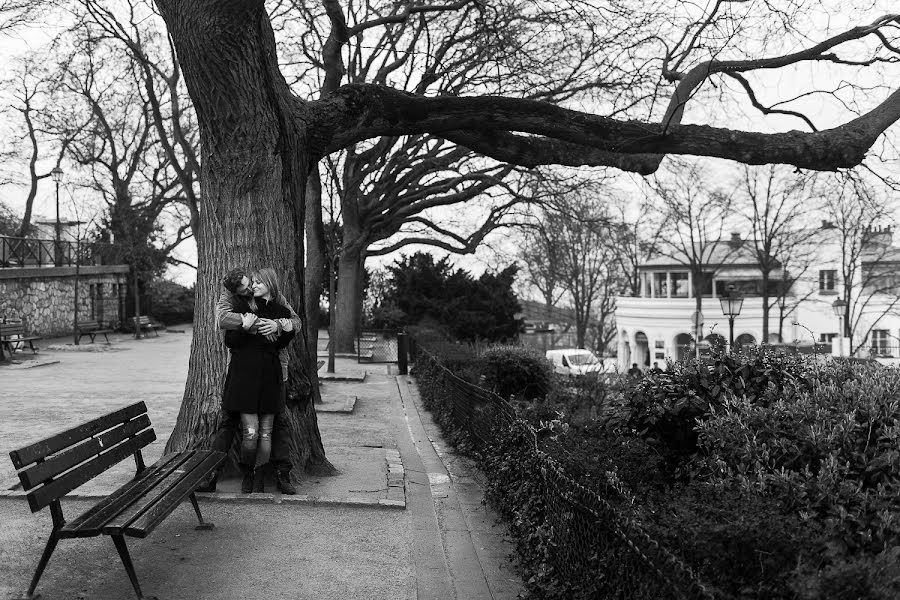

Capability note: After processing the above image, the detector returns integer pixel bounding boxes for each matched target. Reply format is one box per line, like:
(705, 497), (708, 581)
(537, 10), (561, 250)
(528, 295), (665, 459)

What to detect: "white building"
(615, 224), (900, 370)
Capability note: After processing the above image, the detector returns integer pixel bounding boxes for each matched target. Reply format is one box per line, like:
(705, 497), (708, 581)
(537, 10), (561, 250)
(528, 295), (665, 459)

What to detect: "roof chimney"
(729, 232), (742, 248)
(821, 220), (834, 229)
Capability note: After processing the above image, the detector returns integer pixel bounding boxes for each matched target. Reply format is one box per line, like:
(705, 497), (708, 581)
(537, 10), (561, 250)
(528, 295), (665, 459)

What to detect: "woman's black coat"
(222, 297), (295, 414)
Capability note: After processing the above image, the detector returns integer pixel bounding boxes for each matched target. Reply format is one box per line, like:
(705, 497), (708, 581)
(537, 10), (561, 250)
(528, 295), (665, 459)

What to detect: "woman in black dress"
(222, 267), (295, 492)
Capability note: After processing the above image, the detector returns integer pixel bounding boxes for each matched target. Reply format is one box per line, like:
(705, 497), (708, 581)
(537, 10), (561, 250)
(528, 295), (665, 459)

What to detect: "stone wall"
(0, 266), (129, 337)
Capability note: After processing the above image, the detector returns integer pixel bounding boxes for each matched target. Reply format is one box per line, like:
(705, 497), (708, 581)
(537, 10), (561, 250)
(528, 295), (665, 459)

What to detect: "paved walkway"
(0, 327), (523, 599)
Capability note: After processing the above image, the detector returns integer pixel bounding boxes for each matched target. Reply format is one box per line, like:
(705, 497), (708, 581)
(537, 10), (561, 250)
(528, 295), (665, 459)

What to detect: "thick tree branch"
(310, 83), (900, 173)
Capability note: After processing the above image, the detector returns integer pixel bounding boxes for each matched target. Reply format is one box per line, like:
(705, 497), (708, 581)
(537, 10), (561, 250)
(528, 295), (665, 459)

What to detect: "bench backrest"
(8, 402), (155, 513)
(77, 320), (101, 331)
(0, 322), (25, 338)
(135, 316), (151, 325)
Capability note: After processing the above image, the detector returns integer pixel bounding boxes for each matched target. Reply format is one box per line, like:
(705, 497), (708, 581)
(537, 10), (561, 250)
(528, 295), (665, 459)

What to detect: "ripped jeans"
(239, 413), (275, 468)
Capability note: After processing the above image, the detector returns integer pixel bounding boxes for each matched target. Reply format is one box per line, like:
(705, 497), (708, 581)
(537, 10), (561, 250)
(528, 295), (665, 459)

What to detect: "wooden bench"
(75, 319), (115, 344)
(0, 321), (41, 354)
(134, 315), (162, 337)
(8, 402), (225, 600)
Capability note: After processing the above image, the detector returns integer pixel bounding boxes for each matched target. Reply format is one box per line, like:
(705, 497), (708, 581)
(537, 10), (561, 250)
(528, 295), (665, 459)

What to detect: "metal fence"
(0, 235), (102, 268)
(416, 349), (715, 600)
(357, 329), (398, 363)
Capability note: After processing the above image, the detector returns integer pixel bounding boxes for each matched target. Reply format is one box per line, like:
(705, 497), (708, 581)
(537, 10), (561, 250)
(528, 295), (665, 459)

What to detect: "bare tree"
(287, 0), (640, 353)
(129, 0), (900, 470)
(650, 162), (737, 346)
(0, 57), (85, 237)
(822, 174), (900, 355)
(737, 165), (821, 342)
(519, 185), (624, 350)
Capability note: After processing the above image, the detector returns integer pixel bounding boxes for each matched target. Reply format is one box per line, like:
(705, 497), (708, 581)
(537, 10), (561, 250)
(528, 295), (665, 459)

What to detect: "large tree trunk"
(157, 0), (333, 476)
(304, 166), (326, 400)
(332, 245), (364, 353)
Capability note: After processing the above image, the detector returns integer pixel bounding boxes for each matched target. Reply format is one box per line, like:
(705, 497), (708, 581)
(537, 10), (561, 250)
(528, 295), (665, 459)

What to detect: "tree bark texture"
(333, 244), (365, 353)
(156, 0), (333, 475)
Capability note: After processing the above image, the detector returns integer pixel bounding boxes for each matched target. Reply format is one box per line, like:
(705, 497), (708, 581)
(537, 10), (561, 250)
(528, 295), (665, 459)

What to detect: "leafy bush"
(605, 348), (831, 480)
(479, 345), (554, 401)
(147, 279), (194, 325)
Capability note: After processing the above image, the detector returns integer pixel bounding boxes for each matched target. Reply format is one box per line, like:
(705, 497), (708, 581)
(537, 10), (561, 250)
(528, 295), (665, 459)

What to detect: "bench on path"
(134, 315), (162, 337)
(75, 319), (115, 344)
(0, 321), (41, 354)
(8, 401), (225, 600)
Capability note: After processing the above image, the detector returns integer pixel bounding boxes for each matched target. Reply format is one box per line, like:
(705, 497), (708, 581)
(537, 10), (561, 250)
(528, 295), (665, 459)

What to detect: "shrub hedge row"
(413, 341), (900, 599)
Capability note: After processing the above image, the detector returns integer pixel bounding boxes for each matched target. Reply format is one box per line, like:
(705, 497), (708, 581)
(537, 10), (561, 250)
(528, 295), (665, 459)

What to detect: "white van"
(545, 348), (610, 377)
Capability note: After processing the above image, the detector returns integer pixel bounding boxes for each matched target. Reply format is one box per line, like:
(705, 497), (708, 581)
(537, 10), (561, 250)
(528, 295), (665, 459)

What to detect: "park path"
(0, 327), (523, 599)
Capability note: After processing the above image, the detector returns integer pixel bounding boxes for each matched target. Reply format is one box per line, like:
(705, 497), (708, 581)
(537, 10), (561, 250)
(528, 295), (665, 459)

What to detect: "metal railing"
(415, 348), (716, 600)
(357, 329), (398, 363)
(0, 235), (98, 268)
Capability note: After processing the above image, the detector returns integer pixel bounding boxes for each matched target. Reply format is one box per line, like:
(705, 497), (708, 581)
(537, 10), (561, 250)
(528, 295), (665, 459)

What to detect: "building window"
(819, 333), (837, 343)
(671, 272), (689, 297)
(653, 272), (668, 297)
(819, 270), (836, 292)
(871, 329), (891, 357)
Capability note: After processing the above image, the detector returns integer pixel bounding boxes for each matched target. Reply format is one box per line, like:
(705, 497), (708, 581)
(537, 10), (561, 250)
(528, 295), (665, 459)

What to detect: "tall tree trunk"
(157, 0), (333, 476)
(304, 166), (326, 400)
(761, 270), (770, 342)
(332, 244), (363, 353)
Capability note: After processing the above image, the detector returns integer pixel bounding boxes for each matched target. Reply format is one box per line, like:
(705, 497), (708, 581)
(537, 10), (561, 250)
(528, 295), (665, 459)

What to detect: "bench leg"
(189, 492), (214, 530)
(111, 535), (148, 599)
(20, 529), (60, 599)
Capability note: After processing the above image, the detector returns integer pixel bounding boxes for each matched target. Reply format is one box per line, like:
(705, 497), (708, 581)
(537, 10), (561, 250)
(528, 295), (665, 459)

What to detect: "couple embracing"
(206, 266), (300, 494)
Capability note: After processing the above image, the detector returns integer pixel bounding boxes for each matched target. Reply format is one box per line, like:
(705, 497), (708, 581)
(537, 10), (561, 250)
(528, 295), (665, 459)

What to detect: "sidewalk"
(0, 327), (523, 599)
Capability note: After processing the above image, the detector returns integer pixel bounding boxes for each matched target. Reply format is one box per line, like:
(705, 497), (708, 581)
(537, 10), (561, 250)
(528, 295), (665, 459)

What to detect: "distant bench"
(8, 401), (225, 600)
(75, 319), (115, 344)
(134, 315), (163, 337)
(0, 321), (41, 354)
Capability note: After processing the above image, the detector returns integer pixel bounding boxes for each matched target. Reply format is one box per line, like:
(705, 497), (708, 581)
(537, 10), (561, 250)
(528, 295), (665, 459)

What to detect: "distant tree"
(0, 199), (20, 235)
(383, 251), (522, 342)
(737, 165), (820, 342)
(651, 162), (736, 346)
(518, 183), (627, 351)
(446, 265), (523, 343)
(822, 175), (899, 355)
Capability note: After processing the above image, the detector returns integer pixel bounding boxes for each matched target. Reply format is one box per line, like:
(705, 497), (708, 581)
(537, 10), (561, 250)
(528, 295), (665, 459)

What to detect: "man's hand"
(241, 313), (258, 330)
(257, 318), (279, 336)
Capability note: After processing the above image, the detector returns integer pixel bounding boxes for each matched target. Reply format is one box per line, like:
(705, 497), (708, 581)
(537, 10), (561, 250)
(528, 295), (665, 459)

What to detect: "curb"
(315, 395), (357, 413)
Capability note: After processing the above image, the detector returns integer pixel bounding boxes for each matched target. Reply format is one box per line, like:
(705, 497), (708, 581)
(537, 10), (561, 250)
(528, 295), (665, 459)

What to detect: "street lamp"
(832, 297), (846, 356)
(51, 166), (63, 266)
(719, 284), (744, 351)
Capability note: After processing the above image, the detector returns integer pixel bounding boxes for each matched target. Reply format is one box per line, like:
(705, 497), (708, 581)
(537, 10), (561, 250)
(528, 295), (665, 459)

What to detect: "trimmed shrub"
(479, 345), (554, 401)
(147, 279), (194, 325)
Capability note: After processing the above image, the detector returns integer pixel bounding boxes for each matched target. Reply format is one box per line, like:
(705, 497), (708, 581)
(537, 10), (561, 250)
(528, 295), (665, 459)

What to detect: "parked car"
(545, 348), (613, 377)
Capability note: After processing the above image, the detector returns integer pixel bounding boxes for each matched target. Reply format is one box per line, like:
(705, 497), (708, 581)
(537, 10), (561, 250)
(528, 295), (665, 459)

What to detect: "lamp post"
(719, 284), (744, 352)
(832, 297), (846, 357)
(51, 166), (63, 266)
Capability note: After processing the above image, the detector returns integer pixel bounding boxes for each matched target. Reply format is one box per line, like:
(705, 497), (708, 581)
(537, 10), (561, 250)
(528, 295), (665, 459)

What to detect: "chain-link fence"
(357, 329), (398, 363)
(416, 349), (715, 600)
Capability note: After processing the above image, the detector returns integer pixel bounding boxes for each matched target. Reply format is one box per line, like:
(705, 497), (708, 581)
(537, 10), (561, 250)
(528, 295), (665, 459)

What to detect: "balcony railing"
(0, 235), (98, 268)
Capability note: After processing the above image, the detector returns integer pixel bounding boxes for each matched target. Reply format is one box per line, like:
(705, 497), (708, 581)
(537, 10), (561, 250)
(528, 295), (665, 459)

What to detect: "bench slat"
(101, 450), (212, 535)
(10, 402), (147, 468)
(60, 452), (188, 537)
(18, 415), (152, 490)
(26, 429), (156, 513)
(123, 451), (224, 537)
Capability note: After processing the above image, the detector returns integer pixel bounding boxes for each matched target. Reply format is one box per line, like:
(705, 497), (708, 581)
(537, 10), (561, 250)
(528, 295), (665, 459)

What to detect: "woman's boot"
(240, 463), (255, 494)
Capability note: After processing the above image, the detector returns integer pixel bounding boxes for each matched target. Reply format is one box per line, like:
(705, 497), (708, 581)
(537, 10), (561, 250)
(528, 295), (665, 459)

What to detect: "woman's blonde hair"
(248, 267), (281, 312)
